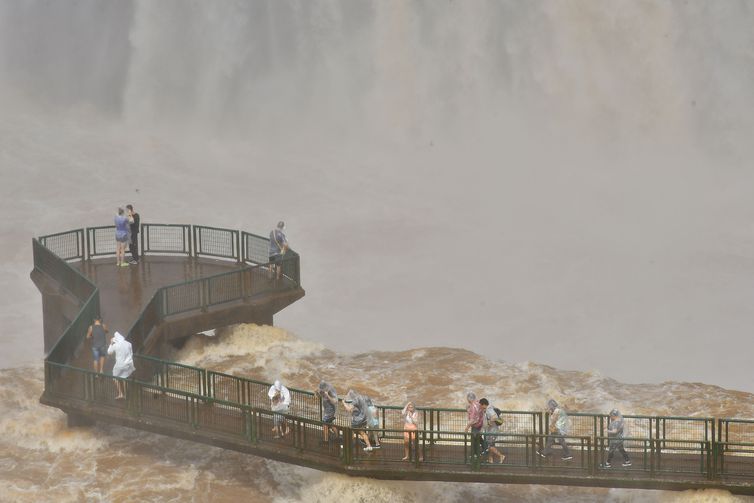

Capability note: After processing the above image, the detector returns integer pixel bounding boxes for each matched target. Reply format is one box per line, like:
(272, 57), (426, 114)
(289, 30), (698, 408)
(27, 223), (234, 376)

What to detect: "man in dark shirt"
(86, 317), (109, 373)
(126, 204), (140, 265)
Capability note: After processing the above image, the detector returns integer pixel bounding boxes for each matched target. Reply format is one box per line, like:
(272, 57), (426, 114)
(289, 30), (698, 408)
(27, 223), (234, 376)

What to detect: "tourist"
(537, 399), (573, 461)
(114, 208), (130, 267)
(268, 220), (289, 280)
(464, 391), (485, 455)
(401, 401), (422, 461)
(107, 331), (135, 400)
(126, 204), (140, 265)
(480, 398), (506, 463)
(343, 389), (373, 452)
(604, 408), (632, 468)
(316, 380), (339, 442)
(268, 380), (291, 438)
(364, 395), (381, 449)
(86, 317), (109, 373)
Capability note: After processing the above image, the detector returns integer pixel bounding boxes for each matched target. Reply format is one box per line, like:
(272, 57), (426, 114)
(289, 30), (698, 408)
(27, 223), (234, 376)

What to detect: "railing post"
(413, 430), (421, 468)
(470, 431), (480, 470)
(705, 441), (712, 480)
(342, 427), (353, 465)
(139, 223), (144, 258)
(201, 278), (208, 312)
(85, 227), (91, 260)
(244, 409), (253, 443)
(191, 225), (198, 258)
(587, 437), (594, 475)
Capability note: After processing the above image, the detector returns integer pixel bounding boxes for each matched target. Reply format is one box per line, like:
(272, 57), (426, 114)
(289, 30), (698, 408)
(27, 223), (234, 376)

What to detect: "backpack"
(492, 407), (504, 426)
(364, 396), (379, 428)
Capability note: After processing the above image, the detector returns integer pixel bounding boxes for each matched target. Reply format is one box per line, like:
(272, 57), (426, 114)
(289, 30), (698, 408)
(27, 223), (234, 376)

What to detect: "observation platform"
(32, 223), (754, 495)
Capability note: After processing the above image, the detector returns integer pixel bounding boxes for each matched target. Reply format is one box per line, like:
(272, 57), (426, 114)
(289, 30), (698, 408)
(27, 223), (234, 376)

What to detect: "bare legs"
(116, 241), (127, 266)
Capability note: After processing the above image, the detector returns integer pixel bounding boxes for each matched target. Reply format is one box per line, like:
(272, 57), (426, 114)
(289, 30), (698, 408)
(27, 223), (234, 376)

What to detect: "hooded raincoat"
(107, 332), (135, 378)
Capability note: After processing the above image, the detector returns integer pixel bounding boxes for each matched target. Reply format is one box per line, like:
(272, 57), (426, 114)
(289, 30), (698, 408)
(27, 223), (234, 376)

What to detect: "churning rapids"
(2, 324), (754, 502)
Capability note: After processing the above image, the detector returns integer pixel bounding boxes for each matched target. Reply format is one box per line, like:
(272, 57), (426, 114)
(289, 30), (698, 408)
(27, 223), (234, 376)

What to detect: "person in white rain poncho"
(107, 331), (135, 400)
(268, 380), (291, 438)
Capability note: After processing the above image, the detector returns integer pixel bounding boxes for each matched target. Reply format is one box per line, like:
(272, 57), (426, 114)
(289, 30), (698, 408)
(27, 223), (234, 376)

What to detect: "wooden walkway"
(68, 255), (301, 370)
(41, 377), (753, 493)
(32, 230), (754, 495)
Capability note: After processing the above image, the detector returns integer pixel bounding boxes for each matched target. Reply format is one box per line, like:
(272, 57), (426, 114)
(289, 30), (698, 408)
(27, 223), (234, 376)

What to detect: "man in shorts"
(316, 380), (339, 442)
(344, 389), (374, 452)
(480, 398), (506, 463)
(86, 317), (109, 373)
(268, 221), (289, 280)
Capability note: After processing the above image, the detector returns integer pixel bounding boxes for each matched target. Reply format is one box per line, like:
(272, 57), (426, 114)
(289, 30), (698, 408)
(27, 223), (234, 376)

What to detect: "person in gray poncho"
(537, 399), (573, 461)
(604, 408), (632, 468)
(344, 389), (374, 452)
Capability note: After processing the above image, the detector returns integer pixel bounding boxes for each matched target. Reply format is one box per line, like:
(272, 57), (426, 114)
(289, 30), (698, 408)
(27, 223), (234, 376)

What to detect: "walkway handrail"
(34, 223), (301, 362)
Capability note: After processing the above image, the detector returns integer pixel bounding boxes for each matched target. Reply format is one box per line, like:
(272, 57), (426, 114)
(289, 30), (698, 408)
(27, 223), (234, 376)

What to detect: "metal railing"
(40, 228), (85, 261)
(193, 225), (240, 261)
(35, 222), (301, 372)
(32, 236), (99, 364)
(142, 224), (191, 256)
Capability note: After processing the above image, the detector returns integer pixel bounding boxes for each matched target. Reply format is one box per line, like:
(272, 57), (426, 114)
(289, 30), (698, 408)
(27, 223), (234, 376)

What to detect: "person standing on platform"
(268, 380), (291, 438)
(604, 408), (632, 468)
(86, 317), (109, 373)
(126, 204), (140, 265)
(537, 399), (573, 461)
(316, 380), (339, 442)
(107, 331), (135, 400)
(114, 208), (130, 267)
(268, 221), (289, 280)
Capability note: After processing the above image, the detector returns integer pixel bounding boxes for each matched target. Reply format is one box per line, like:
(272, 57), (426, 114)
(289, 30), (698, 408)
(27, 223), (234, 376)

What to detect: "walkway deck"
(32, 224), (754, 495)
(70, 256), (248, 370)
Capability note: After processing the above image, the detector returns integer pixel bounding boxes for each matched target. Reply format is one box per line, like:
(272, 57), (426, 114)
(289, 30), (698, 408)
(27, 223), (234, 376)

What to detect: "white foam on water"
(175, 324), (324, 380)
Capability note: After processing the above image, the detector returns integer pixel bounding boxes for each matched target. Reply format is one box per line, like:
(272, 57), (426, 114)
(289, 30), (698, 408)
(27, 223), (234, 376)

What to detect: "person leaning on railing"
(86, 316), (109, 374)
(107, 331), (135, 400)
(268, 221), (289, 280)
(268, 380), (291, 439)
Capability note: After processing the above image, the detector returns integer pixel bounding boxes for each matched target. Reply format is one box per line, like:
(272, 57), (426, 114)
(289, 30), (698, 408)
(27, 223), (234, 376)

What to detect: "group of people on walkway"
(465, 392), (507, 464)
(269, 380), (423, 460)
(269, 383), (632, 468)
(86, 317), (136, 399)
(532, 399), (631, 468)
(114, 205), (140, 267)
